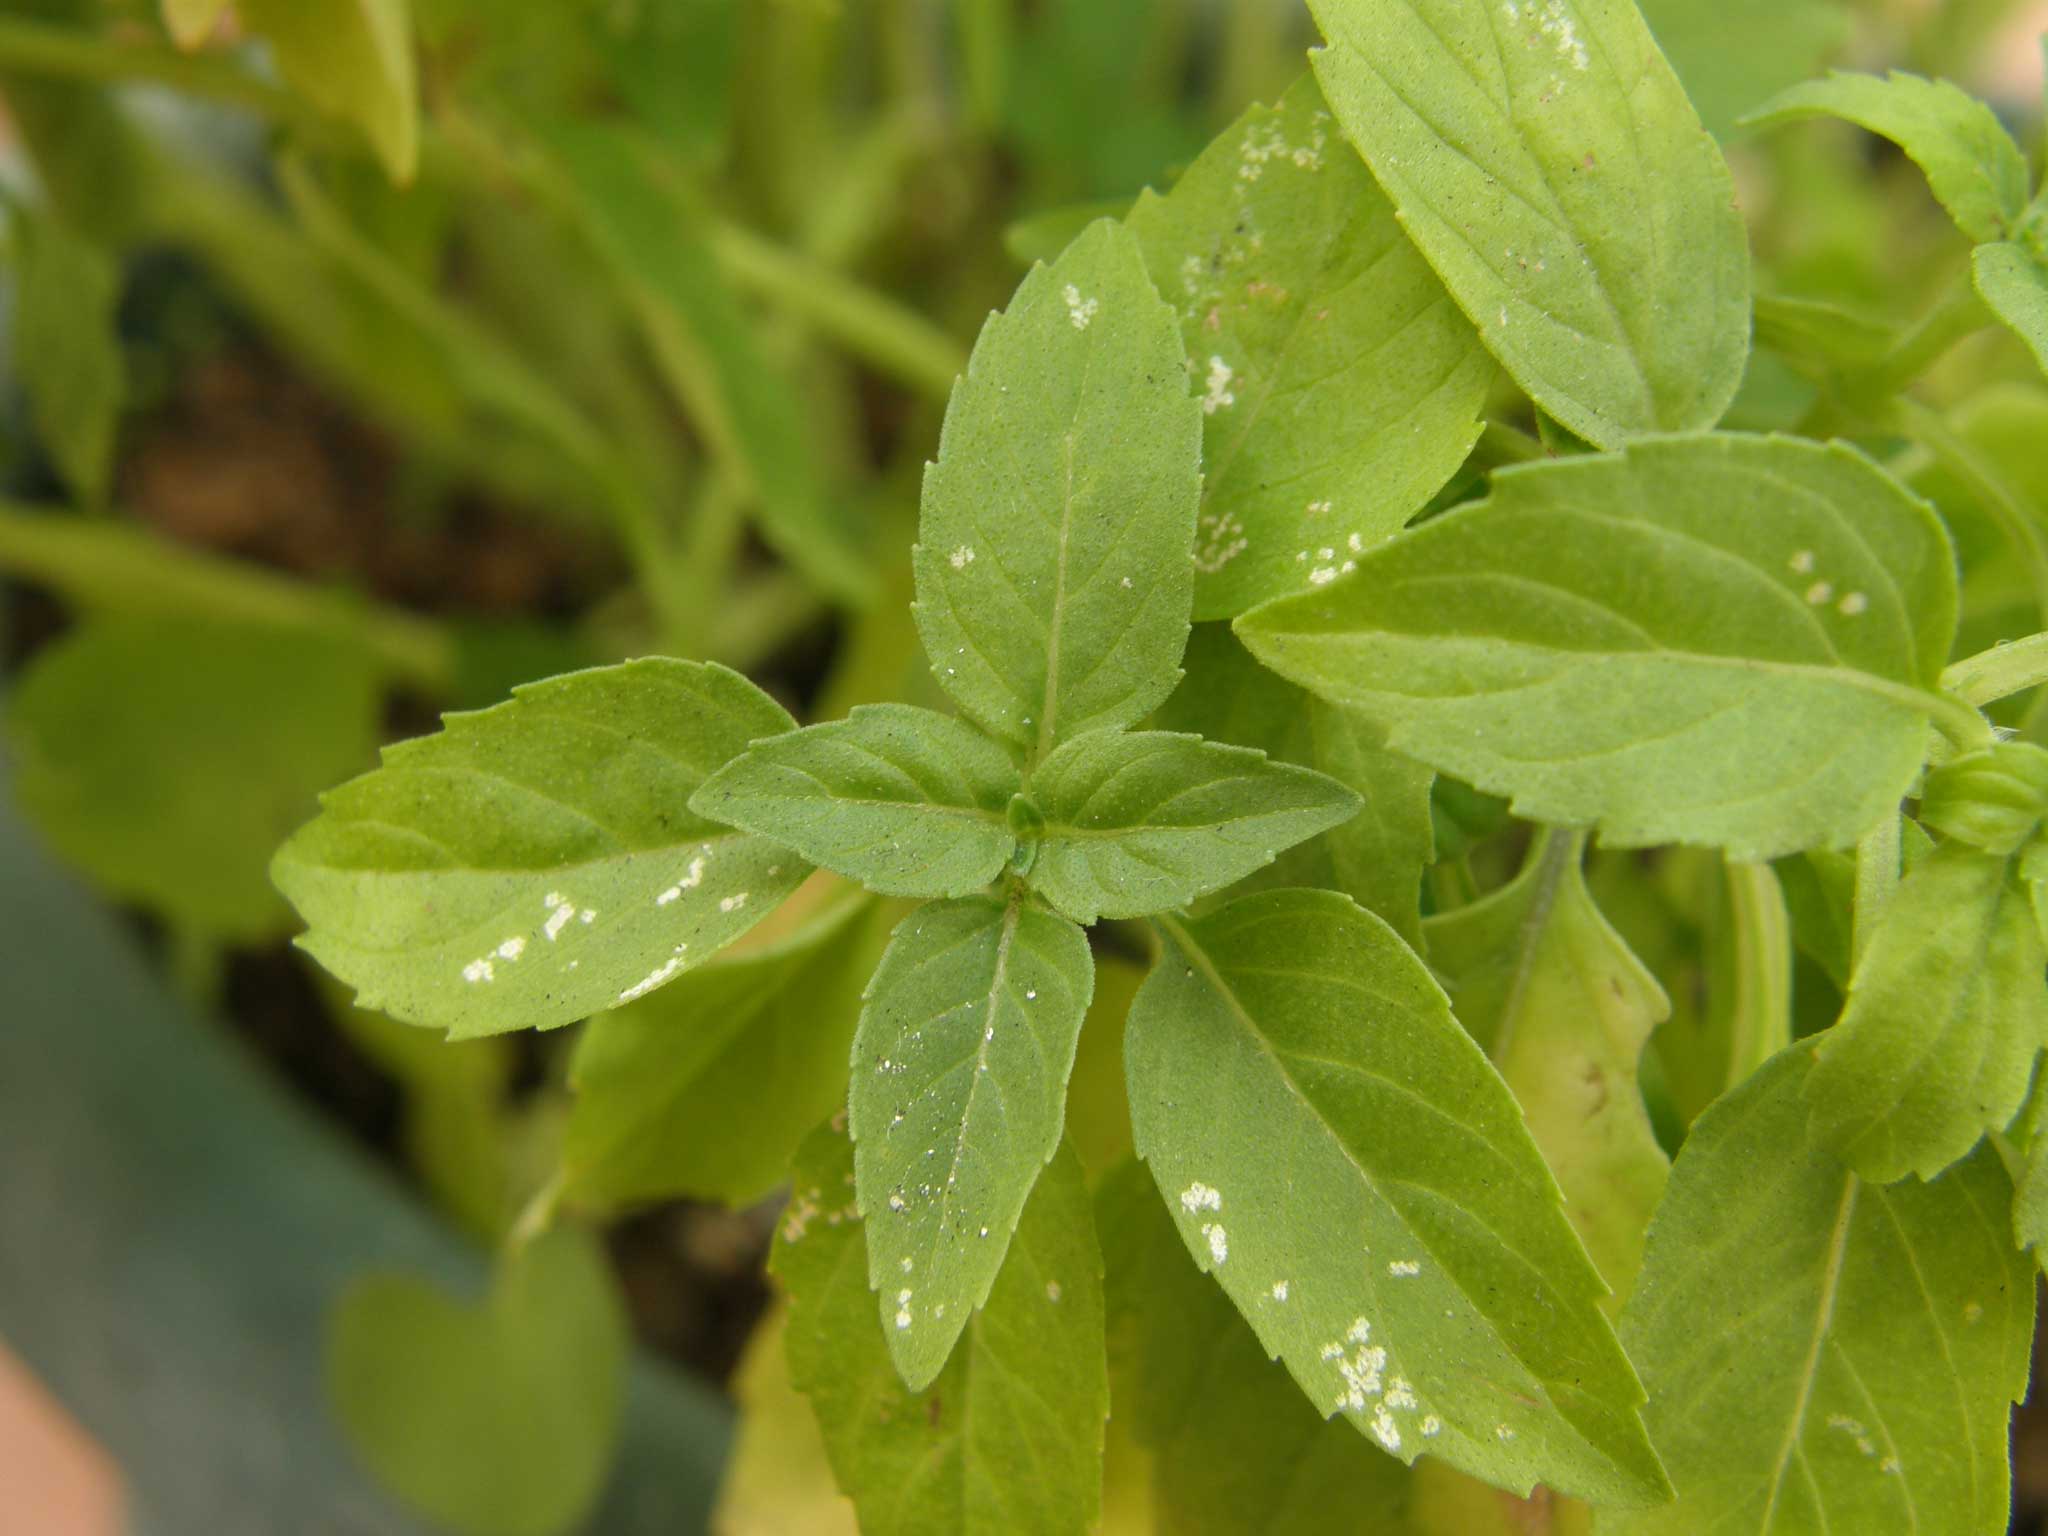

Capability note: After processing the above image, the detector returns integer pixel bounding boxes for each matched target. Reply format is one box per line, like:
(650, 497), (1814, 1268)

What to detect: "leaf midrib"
(1756, 1173), (1860, 1531)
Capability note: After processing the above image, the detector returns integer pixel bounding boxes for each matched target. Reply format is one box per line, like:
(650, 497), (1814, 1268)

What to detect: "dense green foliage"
(7, 0), (2048, 1533)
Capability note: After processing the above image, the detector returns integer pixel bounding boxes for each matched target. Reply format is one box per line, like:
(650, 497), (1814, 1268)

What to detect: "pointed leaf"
(1973, 242), (2048, 381)
(162, 0), (233, 49)
(1612, 1047), (2034, 1535)
(1426, 832), (1669, 1308)
(273, 660), (812, 1038)
(1097, 1160), (1418, 1534)
(775, 1122), (1108, 1536)
(1237, 434), (1961, 860)
(914, 218), (1202, 763)
(1157, 623), (1435, 946)
(1305, 0), (1750, 448)
(1743, 71), (2030, 245)
(1805, 843), (2048, 1182)
(1125, 74), (1490, 619)
(691, 705), (1019, 900)
(1127, 889), (1667, 1504)
(1023, 730), (1362, 923)
(242, 0), (419, 181)
(565, 893), (892, 1209)
(850, 893), (1095, 1387)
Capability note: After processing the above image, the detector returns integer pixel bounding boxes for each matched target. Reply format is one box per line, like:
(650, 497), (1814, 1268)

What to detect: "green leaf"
(1304, 0), (1750, 449)
(1425, 832), (1670, 1308)
(564, 893), (892, 1209)
(1236, 434), (1961, 860)
(1637, 0), (1850, 141)
(1127, 890), (1667, 1504)
(690, 705), (1019, 900)
(242, 0), (420, 181)
(273, 659), (812, 1038)
(1125, 75), (1490, 620)
(11, 205), (123, 508)
(1743, 71), (2030, 245)
(848, 891), (1095, 1388)
(1156, 623), (1435, 947)
(1612, 1047), (2034, 1536)
(1023, 730), (1361, 923)
(1804, 843), (2048, 1182)
(913, 218), (1202, 764)
(9, 616), (379, 940)
(1097, 1159), (1417, 1534)
(522, 120), (872, 606)
(774, 1120), (1108, 1536)
(1973, 242), (2048, 380)
(328, 1228), (628, 1536)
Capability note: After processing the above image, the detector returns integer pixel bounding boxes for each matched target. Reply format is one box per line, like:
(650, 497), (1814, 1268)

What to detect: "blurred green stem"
(1943, 632), (2048, 708)
(709, 220), (965, 402)
(0, 502), (455, 690)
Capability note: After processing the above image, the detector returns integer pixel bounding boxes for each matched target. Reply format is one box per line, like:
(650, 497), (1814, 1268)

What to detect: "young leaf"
(1425, 832), (1670, 1308)
(1125, 74), (1490, 619)
(241, 0), (419, 181)
(1024, 730), (1362, 923)
(1304, 0), (1750, 449)
(564, 893), (891, 1210)
(162, 0), (232, 49)
(273, 660), (812, 1038)
(1157, 623), (1435, 947)
(1097, 1160), (1417, 1534)
(775, 1121), (1108, 1536)
(690, 705), (1019, 900)
(1804, 843), (2048, 1182)
(329, 1228), (628, 1536)
(1973, 242), (2048, 380)
(1126, 889), (1668, 1505)
(1236, 434), (1962, 860)
(10, 616), (379, 941)
(913, 218), (1202, 763)
(1743, 71), (2030, 245)
(1613, 1047), (2034, 1536)
(850, 892), (1095, 1388)
(12, 206), (124, 508)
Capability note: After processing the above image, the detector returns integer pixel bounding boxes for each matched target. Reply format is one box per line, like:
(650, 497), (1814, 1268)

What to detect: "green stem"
(1852, 278), (1990, 401)
(1942, 631), (2048, 708)
(0, 502), (455, 690)
(708, 220), (965, 403)
(0, 13), (330, 137)
(1851, 814), (1902, 970)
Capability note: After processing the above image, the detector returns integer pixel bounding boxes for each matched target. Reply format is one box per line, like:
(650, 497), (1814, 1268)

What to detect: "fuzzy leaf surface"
(273, 660), (810, 1037)
(1805, 843), (2048, 1182)
(690, 705), (1019, 900)
(1127, 889), (1667, 1504)
(1126, 74), (1489, 619)
(565, 894), (891, 1209)
(1158, 623), (1436, 945)
(1237, 434), (1959, 860)
(1426, 832), (1669, 1308)
(849, 893), (1094, 1388)
(1974, 242), (2048, 380)
(775, 1122), (1107, 1536)
(1612, 1047), (2033, 1536)
(1744, 71), (2030, 244)
(1305, 0), (1750, 448)
(914, 218), (1202, 763)
(1025, 730), (1362, 923)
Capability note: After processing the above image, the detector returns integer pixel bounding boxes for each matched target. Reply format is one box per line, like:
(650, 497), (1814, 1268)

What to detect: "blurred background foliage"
(0, 0), (2046, 1532)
